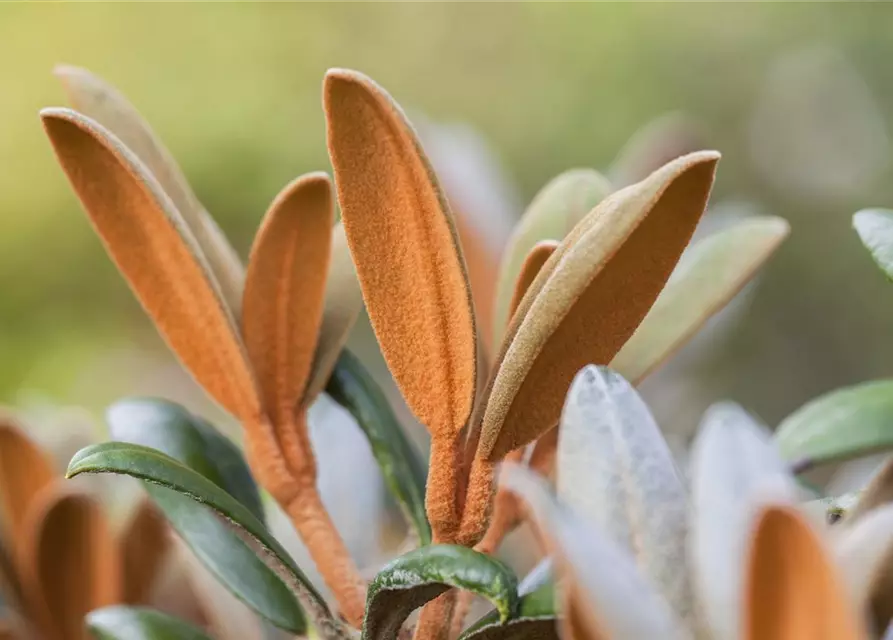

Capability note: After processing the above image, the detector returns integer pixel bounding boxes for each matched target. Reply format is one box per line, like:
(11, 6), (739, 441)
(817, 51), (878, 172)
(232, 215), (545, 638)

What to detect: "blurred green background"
(3, 2), (893, 434)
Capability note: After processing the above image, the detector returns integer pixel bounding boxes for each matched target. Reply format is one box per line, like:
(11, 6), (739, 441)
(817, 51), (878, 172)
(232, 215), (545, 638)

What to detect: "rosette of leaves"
(45, 65), (794, 640)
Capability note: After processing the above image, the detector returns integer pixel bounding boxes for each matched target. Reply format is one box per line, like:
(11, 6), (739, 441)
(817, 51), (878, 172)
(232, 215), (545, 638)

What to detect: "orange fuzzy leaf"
(41, 109), (264, 427)
(493, 169), (611, 344)
(303, 222), (364, 405)
(54, 65), (245, 314)
(744, 505), (864, 640)
(22, 490), (120, 640)
(323, 68), (477, 440)
(0, 418), (55, 558)
(242, 173), (333, 429)
(506, 240), (559, 326)
(121, 498), (170, 605)
(479, 151), (719, 460)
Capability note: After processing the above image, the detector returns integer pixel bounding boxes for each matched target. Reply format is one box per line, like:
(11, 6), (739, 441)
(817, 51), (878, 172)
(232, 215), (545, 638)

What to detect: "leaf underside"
(363, 544), (519, 640)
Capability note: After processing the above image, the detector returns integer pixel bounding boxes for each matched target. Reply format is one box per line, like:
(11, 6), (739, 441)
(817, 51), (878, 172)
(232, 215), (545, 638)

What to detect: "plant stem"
(286, 487), (367, 628)
(414, 591), (456, 640)
(455, 456), (496, 548)
(245, 413), (367, 628)
(427, 433), (465, 544)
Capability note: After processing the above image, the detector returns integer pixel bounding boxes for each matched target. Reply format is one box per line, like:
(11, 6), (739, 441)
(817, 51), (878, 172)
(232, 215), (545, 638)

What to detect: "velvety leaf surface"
(688, 402), (798, 640)
(0, 418), (56, 560)
(54, 65), (246, 316)
(854, 209), (893, 281)
(745, 505), (865, 640)
(325, 349), (430, 544)
(87, 606), (213, 640)
(480, 151), (719, 461)
(492, 169), (611, 342)
(40, 108), (264, 429)
(66, 443), (329, 623)
(556, 365), (692, 626)
(324, 68), (477, 442)
(776, 379), (893, 471)
(325, 67), (477, 542)
(23, 490), (119, 640)
(362, 544), (519, 640)
(502, 465), (684, 639)
(106, 398), (264, 522)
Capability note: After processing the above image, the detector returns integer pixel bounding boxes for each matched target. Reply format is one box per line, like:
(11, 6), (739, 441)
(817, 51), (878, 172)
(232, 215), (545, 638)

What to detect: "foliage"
(7, 59), (893, 640)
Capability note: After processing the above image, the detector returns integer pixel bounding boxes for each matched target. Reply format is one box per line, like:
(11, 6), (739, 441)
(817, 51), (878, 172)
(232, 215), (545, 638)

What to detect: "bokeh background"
(3, 3), (893, 458)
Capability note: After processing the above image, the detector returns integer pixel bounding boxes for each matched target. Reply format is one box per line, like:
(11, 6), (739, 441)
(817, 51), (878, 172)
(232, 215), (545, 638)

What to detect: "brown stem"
(427, 433), (465, 544)
(446, 451), (522, 638)
(414, 591), (456, 640)
(475, 449), (525, 555)
(286, 488), (367, 628)
(455, 457), (496, 548)
(448, 590), (474, 640)
(244, 413), (366, 628)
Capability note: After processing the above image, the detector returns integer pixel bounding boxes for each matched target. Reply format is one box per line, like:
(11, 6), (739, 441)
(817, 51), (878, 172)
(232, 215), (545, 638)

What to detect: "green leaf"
(326, 349), (430, 545)
(87, 606), (213, 640)
(363, 544), (519, 640)
(107, 397), (264, 522)
(776, 379), (893, 472)
(460, 581), (557, 640)
(66, 442), (340, 635)
(611, 216), (789, 383)
(854, 209), (893, 281)
(145, 484), (305, 633)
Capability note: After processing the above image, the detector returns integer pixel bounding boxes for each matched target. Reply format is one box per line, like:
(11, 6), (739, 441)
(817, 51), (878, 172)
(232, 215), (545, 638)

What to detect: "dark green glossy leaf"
(854, 209), (893, 281)
(776, 380), (893, 472)
(87, 606), (213, 640)
(460, 581), (557, 640)
(107, 397), (264, 522)
(66, 442), (342, 635)
(146, 484), (304, 633)
(326, 349), (430, 544)
(362, 544), (519, 640)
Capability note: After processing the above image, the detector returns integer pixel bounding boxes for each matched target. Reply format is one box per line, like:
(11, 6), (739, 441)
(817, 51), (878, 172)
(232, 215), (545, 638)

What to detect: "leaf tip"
(52, 63), (89, 84)
(39, 107), (101, 145)
(764, 215), (791, 240)
(853, 208), (891, 235)
(566, 364), (630, 405)
(39, 105), (77, 124)
(323, 68), (379, 104)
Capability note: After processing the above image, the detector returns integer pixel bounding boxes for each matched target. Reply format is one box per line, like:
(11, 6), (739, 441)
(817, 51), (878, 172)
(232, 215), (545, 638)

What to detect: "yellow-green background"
(2, 2), (893, 429)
